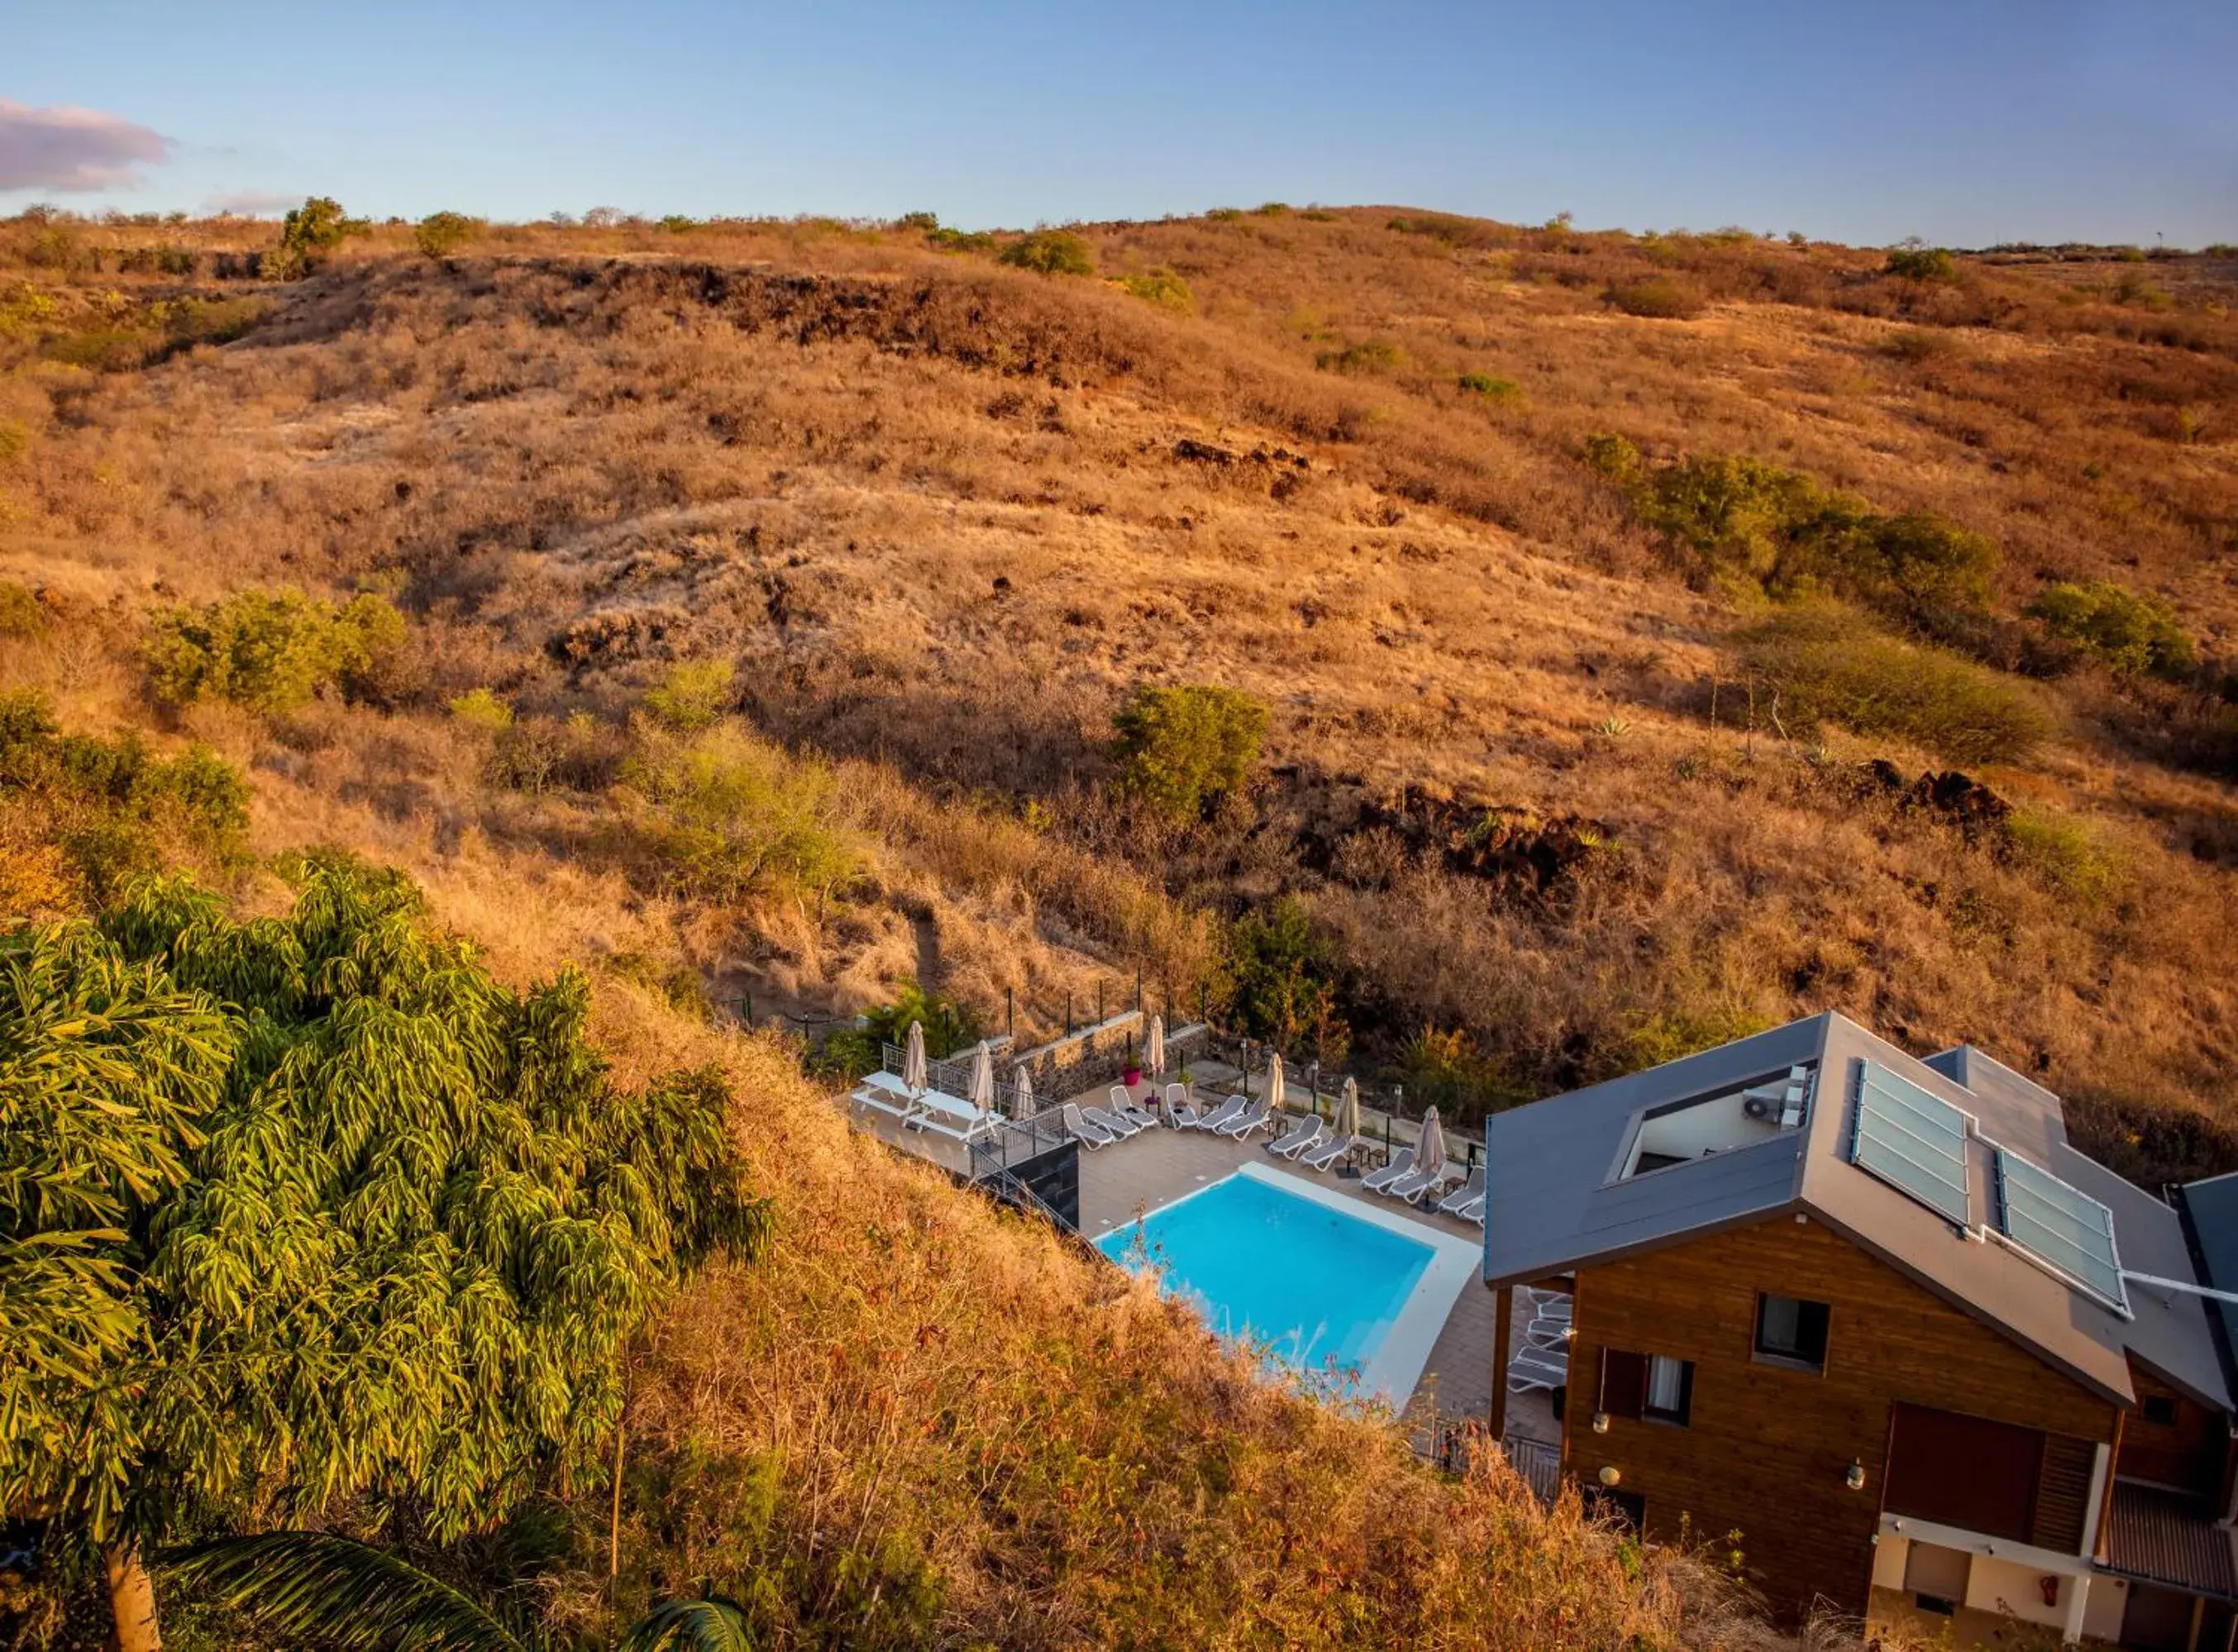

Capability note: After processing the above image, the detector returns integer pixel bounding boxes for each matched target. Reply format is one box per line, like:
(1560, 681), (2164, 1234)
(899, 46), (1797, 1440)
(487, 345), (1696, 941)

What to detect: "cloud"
(201, 189), (296, 217)
(0, 98), (172, 193)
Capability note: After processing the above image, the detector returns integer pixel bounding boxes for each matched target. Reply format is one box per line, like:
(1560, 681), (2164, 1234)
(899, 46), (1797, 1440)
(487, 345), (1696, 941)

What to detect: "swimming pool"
(1094, 1162), (1480, 1406)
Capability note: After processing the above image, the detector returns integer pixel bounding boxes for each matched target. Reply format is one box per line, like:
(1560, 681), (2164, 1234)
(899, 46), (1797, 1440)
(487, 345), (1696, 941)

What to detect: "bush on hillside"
(0, 689), (248, 910)
(998, 231), (1093, 276)
(1117, 268), (1193, 310)
(2028, 580), (2194, 681)
(1112, 684), (1268, 822)
(1884, 245), (1960, 283)
(1396, 1026), (1527, 1124)
(0, 580), (42, 638)
(270, 195), (369, 278)
(1458, 371), (1523, 403)
(619, 723), (860, 905)
(2006, 808), (2131, 906)
(144, 589), (408, 713)
(1584, 436), (1997, 637)
(1738, 606), (2053, 765)
(642, 657), (737, 733)
(1228, 895), (1349, 1064)
(413, 210), (483, 258)
(1315, 339), (1402, 375)
(1604, 277), (1702, 319)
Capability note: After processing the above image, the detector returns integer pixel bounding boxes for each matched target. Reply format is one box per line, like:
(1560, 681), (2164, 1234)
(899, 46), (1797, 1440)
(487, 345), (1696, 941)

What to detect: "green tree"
(174, 1530), (750, 1651)
(2028, 580), (2196, 681)
(998, 230), (1093, 276)
(621, 724), (860, 905)
(1883, 245), (1959, 283)
(415, 211), (484, 258)
(274, 196), (370, 277)
(1227, 897), (1347, 1063)
(1111, 685), (1268, 823)
(0, 859), (766, 1649)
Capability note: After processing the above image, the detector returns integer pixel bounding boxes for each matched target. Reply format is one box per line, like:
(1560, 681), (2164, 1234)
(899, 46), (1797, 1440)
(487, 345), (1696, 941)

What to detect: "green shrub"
(1583, 437), (1997, 635)
(0, 418), (28, 466)
(1618, 1005), (1773, 1074)
(2027, 580), (2194, 681)
(657, 214), (701, 233)
(1112, 684), (1269, 822)
(998, 230), (1093, 276)
(895, 211), (940, 234)
(642, 658), (736, 733)
(1738, 606), (2052, 766)
(413, 211), (483, 258)
(1883, 245), (1959, 283)
(272, 195), (370, 277)
(145, 589), (408, 713)
(620, 724), (860, 904)
(1315, 339), (1402, 375)
(0, 580), (42, 639)
(1253, 202), (1291, 217)
(865, 981), (981, 1060)
(0, 689), (249, 903)
(446, 686), (515, 733)
(1118, 269), (1193, 310)
(1605, 278), (1702, 319)
(1396, 1026), (1527, 1124)
(1458, 372), (1523, 403)
(928, 227), (996, 254)
(2006, 808), (2130, 905)
(1228, 897), (1348, 1064)
(1205, 208), (1244, 222)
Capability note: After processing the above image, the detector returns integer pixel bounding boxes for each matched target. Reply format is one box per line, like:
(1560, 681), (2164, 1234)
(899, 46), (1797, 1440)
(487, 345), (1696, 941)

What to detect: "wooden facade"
(1561, 1212), (2123, 1618)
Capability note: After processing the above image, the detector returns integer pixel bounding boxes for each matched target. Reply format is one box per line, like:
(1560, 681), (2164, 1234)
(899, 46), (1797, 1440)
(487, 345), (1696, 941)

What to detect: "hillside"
(2, 201), (2236, 1645)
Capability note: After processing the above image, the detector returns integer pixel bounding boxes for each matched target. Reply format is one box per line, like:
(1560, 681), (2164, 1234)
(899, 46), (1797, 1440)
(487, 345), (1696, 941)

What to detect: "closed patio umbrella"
(1337, 1077), (1360, 1139)
(1415, 1105), (1447, 1178)
(1012, 1063), (1037, 1122)
(969, 1039), (995, 1115)
(1145, 1014), (1166, 1078)
(904, 1020), (928, 1096)
(1266, 1052), (1286, 1117)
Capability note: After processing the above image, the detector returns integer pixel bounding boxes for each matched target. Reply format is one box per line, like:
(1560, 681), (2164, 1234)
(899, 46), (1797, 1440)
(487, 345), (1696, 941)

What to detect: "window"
(2142, 1394), (2178, 1427)
(1644, 1354), (1693, 1425)
(1599, 1350), (1693, 1426)
(1754, 1293), (1830, 1370)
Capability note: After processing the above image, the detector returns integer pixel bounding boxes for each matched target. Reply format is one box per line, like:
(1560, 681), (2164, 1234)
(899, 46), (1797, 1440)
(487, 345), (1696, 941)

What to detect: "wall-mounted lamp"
(1844, 1459), (1866, 1492)
(1597, 1465), (1622, 1488)
(1591, 1411), (1611, 1435)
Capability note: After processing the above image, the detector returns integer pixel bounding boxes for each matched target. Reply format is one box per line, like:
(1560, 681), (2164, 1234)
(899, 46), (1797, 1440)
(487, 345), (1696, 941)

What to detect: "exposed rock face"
(1858, 759), (2011, 841)
(1291, 777), (1608, 896)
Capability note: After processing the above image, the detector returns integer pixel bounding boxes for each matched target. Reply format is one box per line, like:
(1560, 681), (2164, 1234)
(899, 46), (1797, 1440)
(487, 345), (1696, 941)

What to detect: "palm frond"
(168, 1530), (527, 1652)
(616, 1596), (752, 1652)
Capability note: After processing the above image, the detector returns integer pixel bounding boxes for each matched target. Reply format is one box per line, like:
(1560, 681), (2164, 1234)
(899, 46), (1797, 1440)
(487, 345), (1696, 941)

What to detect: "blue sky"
(6, 0), (2234, 246)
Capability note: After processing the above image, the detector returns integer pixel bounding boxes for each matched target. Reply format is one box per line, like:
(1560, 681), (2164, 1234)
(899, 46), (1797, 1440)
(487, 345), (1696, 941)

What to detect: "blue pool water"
(1096, 1171), (1435, 1387)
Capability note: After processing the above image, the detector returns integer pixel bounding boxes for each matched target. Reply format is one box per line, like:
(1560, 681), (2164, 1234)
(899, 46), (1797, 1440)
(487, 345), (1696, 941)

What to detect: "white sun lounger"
(1216, 1099), (1273, 1139)
(1195, 1094), (1248, 1133)
(1084, 1105), (1140, 1139)
(1111, 1086), (1160, 1129)
(1062, 1103), (1115, 1150)
(1522, 1315), (1572, 1349)
(1300, 1132), (1356, 1172)
(1391, 1161), (1453, 1205)
(1507, 1346), (1569, 1395)
(1164, 1082), (1200, 1128)
(1435, 1168), (1486, 1217)
(1360, 1148), (1419, 1194)
(1267, 1116), (1323, 1158)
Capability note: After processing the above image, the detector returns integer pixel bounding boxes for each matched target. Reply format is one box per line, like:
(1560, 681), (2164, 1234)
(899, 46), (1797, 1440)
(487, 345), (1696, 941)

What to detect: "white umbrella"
(1337, 1077), (1360, 1139)
(969, 1039), (995, 1115)
(1415, 1105), (1447, 1178)
(903, 1019), (928, 1096)
(1266, 1051), (1286, 1117)
(1012, 1063), (1037, 1121)
(1145, 1014), (1166, 1077)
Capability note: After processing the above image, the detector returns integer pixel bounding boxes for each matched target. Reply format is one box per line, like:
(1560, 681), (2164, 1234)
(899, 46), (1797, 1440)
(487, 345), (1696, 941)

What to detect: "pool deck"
(842, 1077), (1563, 1449)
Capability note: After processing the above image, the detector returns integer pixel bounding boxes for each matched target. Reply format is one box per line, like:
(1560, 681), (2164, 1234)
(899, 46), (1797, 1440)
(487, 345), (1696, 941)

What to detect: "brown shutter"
(2030, 1434), (2097, 1553)
(1601, 1349), (1647, 1420)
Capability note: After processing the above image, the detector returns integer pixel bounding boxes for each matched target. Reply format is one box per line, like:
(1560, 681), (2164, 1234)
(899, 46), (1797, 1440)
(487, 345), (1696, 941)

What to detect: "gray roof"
(1482, 1010), (2231, 1412)
(2174, 1171), (2238, 1397)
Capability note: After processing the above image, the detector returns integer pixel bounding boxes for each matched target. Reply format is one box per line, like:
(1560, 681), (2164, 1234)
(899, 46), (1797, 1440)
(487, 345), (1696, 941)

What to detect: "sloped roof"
(1482, 1010), (2231, 1413)
(2105, 1481), (2238, 1599)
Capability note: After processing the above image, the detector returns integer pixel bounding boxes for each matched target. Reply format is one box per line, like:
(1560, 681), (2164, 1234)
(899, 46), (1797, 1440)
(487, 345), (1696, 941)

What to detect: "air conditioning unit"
(1743, 1093), (1779, 1122)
